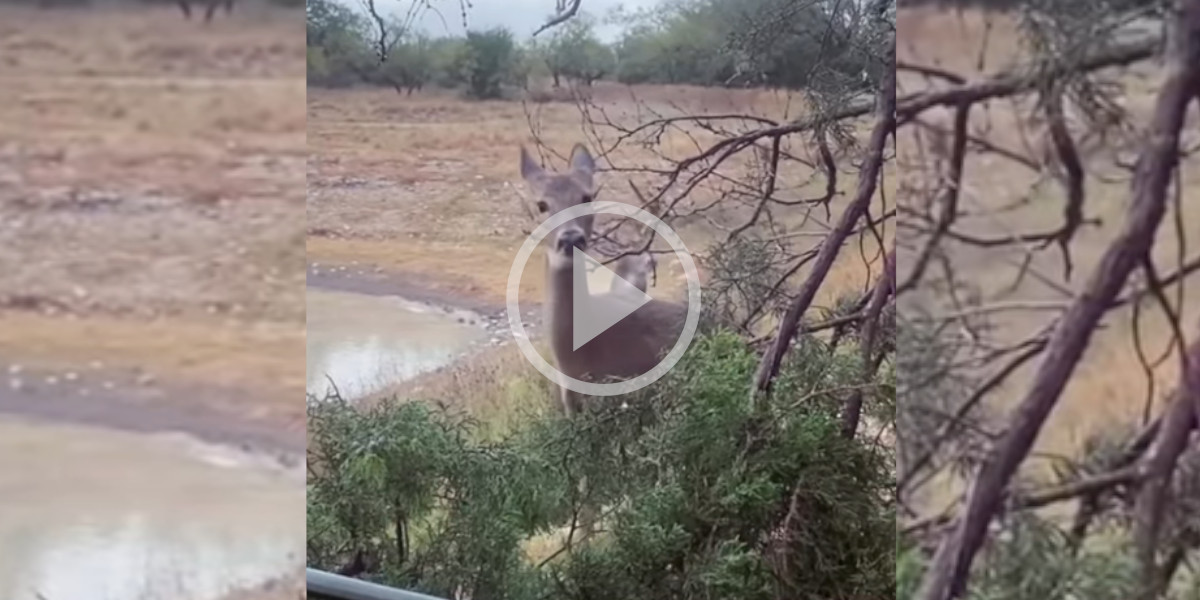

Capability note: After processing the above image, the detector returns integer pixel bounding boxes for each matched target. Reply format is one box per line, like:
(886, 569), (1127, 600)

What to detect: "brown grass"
(0, 5), (306, 421)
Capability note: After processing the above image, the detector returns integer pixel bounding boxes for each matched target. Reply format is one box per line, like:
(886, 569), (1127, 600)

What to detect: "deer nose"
(556, 230), (586, 253)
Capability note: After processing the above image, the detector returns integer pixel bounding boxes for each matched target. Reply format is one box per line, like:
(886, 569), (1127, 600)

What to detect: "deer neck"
(545, 253), (577, 358)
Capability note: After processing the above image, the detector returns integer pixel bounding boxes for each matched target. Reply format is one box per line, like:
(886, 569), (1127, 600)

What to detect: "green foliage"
(702, 234), (790, 332)
(614, 1), (735, 85)
(896, 518), (1151, 600)
(305, 0), (372, 87)
(968, 516), (1140, 600)
(543, 16), (616, 86)
(896, 537), (926, 599)
(304, 0), (885, 94)
(379, 36), (434, 94)
(308, 331), (894, 599)
(461, 28), (521, 99)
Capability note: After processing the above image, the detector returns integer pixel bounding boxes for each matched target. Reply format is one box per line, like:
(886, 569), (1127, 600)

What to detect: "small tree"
(545, 16), (616, 87)
(306, 0), (372, 87)
(462, 28), (518, 99)
(380, 36), (434, 95)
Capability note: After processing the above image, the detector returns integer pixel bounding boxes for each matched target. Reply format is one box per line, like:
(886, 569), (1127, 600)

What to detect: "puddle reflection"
(306, 288), (488, 399)
(0, 418), (301, 600)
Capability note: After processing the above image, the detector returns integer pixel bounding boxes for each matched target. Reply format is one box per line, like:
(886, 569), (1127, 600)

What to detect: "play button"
(507, 200), (702, 397)
(572, 249), (652, 350)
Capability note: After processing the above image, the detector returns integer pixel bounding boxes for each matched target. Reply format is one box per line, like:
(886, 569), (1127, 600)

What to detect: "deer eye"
(536, 201), (549, 213)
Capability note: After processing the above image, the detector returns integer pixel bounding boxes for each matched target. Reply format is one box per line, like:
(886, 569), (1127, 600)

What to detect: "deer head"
(519, 143), (597, 269)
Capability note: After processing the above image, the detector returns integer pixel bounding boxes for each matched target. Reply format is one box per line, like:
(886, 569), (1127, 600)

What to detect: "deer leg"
(204, 0), (218, 21)
(224, 0), (233, 14)
(559, 384), (583, 417)
(178, 0), (192, 19)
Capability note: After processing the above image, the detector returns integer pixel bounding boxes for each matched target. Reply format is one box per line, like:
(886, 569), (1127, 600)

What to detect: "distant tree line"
(2, 0), (302, 9)
(306, 0), (883, 99)
(895, 0), (1160, 10)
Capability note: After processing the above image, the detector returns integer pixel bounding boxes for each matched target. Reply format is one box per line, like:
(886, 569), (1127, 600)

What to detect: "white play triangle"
(572, 248), (653, 351)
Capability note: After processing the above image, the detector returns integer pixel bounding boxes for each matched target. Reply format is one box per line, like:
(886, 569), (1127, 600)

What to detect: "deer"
(610, 251), (655, 294)
(518, 143), (687, 417)
(177, 0), (234, 22)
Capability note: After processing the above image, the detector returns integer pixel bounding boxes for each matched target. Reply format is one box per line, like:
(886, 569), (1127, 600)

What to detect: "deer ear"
(569, 143), (595, 176)
(520, 146), (545, 185)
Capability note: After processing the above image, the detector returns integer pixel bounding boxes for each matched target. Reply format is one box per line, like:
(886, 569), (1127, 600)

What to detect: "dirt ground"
(0, 4), (306, 598)
(897, 7), (1200, 487)
(0, 4), (306, 433)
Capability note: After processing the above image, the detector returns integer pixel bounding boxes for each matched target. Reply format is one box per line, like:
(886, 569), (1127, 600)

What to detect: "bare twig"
(841, 248), (895, 438)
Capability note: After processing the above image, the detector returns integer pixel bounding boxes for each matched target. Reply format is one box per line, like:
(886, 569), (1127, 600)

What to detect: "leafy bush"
(542, 16), (615, 87)
(461, 28), (519, 100)
(307, 331), (894, 599)
(897, 517), (1149, 600)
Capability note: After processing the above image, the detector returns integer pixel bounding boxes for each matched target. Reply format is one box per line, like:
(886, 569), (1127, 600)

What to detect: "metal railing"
(306, 568), (448, 600)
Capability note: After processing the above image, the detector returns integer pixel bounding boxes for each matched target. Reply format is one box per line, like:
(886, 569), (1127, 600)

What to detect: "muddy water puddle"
(306, 287), (491, 399)
(0, 416), (302, 600)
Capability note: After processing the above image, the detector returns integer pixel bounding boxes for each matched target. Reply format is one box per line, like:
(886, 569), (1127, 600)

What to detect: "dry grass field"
(0, 4), (306, 433)
(897, 6), (1200, 493)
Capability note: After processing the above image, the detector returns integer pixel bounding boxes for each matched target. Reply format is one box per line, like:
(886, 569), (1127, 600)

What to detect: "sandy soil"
(0, 4), (306, 437)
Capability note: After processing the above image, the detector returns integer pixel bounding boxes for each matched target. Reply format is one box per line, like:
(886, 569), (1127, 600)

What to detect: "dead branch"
(898, 33), (1161, 123)
(752, 44), (896, 400)
(533, 0), (582, 36)
(916, 2), (1200, 597)
(841, 248), (896, 438)
(903, 465), (1141, 537)
(1133, 320), (1200, 598)
(1042, 86), (1086, 279)
(899, 101), (970, 295)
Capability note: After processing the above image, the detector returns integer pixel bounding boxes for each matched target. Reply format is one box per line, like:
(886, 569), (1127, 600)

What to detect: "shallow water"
(306, 288), (489, 399)
(0, 417), (302, 600)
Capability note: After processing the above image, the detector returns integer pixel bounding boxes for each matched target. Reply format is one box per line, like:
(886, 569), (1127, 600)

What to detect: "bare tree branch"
(751, 44), (896, 400)
(916, 1), (1200, 596)
(841, 248), (896, 438)
(1133, 320), (1200, 598)
(533, 0), (582, 36)
(898, 33), (1161, 124)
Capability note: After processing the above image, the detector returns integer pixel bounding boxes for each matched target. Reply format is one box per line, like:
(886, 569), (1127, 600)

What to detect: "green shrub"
(462, 28), (518, 100)
(307, 331), (894, 599)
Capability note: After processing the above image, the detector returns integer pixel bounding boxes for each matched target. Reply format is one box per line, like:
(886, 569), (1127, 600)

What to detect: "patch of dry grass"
(0, 5), (306, 416)
(355, 341), (556, 439)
